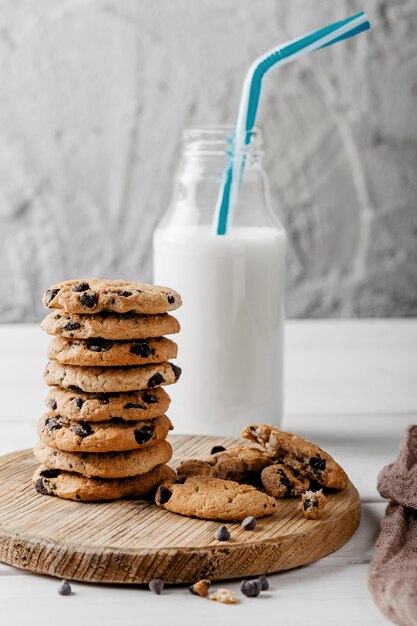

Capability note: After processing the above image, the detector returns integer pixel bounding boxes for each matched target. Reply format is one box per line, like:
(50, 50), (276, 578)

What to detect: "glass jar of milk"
(153, 126), (286, 435)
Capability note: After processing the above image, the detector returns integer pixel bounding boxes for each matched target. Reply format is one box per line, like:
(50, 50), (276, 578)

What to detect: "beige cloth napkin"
(368, 425), (417, 626)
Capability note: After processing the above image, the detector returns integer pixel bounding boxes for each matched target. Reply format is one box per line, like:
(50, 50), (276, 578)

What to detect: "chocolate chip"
(72, 422), (93, 437)
(40, 468), (61, 478)
(67, 385), (83, 392)
(74, 397), (83, 409)
(166, 293), (175, 304)
(35, 478), (50, 495)
(49, 398), (58, 410)
(210, 445), (226, 455)
(119, 291), (132, 297)
(170, 363), (182, 382)
(277, 469), (292, 493)
(124, 402), (145, 410)
(80, 292), (98, 308)
(148, 579), (164, 595)
(309, 456), (326, 472)
(46, 418), (62, 431)
(109, 417), (125, 424)
(45, 288), (60, 305)
(258, 575), (269, 591)
(303, 499), (312, 510)
(143, 394), (158, 404)
(63, 322), (81, 331)
(156, 486), (172, 504)
(148, 372), (164, 388)
(58, 579), (72, 596)
(55, 314), (61, 319)
(87, 338), (111, 352)
(130, 341), (152, 358)
(134, 425), (153, 444)
(71, 282), (89, 292)
(241, 516), (257, 531)
(215, 525), (230, 541)
(240, 579), (262, 598)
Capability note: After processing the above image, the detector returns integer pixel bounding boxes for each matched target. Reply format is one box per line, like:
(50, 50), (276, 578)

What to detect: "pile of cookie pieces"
(155, 423), (348, 521)
(32, 278), (182, 502)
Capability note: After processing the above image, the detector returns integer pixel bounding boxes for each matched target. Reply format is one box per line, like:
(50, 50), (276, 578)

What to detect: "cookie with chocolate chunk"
(33, 463), (175, 502)
(44, 360), (181, 393)
(241, 424), (348, 490)
(33, 439), (173, 478)
(47, 336), (177, 367)
(261, 463), (310, 498)
(177, 446), (273, 483)
(45, 386), (170, 422)
(155, 476), (276, 521)
(41, 311), (180, 340)
(300, 489), (327, 519)
(43, 279), (182, 315)
(38, 412), (172, 453)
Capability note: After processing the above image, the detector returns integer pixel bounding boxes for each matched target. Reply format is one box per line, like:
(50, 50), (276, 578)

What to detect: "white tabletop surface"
(0, 319), (416, 626)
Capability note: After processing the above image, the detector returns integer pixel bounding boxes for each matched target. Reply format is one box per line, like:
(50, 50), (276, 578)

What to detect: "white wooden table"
(0, 320), (416, 626)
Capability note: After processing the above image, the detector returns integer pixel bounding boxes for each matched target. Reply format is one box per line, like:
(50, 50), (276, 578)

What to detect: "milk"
(153, 224), (286, 435)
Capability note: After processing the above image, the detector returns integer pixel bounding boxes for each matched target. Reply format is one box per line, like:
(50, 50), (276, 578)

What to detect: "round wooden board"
(0, 435), (360, 584)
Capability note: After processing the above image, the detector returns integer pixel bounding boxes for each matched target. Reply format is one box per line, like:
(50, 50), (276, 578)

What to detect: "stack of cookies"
(32, 279), (182, 502)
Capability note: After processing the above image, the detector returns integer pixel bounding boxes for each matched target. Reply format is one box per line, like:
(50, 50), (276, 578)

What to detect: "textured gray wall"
(0, 0), (416, 321)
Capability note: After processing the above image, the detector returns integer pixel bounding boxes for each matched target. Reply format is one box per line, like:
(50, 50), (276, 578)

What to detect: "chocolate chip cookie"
(33, 463), (176, 501)
(300, 489), (327, 520)
(241, 424), (348, 490)
(38, 412), (172, 453)
(47, 336), (177, 367)
(33, 439), (173, 478)
(261, 463), (310, 498)
(176, 446), (273, 483)
(155, 476), (277, 521)
(41, 311), (180, 340)
(44, 360), (182, 393)
(45, 386), (170, 422)
(43, 279), (182, 315)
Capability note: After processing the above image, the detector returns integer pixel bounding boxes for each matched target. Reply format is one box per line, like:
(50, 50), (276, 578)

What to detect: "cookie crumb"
(209, 589), (239, 604)
(300, 489), (327, 520)
(189, 579), (211, 597)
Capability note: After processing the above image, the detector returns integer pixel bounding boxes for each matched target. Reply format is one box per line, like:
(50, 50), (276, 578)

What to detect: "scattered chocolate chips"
(63, 322), (81, 332)
(80, 291), (98, 308)
(143, 393), (158, 404)
(303, 499), (314, 511)
(130, 341), (152, 358)
(277, 469), (293, 493)
(124, 402), (145, 410)
(215, 525), (230, 541)
(71, 282), (90, 292)
(40, 468), (61, 478)
(189, 579), (210, 597)
(148, 579), (164, 595)
(134, 425), (153, 445)
(309, 456), (326, 472)
(170, 363), (182, 382)
(210, 445), (226, 455)
(240, 579), (262, 598)
(119, 291), (132, 297)
(258, 575), (269, 591)
(72, 422), (93, 438)
(45, 288), (60, 305)
(241, 516), (257, 531)
(74, 397), (84, 409)
(49, 398), (58, 410)
(46, 418), (62, 432)
(58, 579), (72, 596)
(87, 338), (111, 352)
(148, 372), (164, 388)
(166, 293), (175, 304)
(156, 486), (172, 505)
(35, 478), (50, 496)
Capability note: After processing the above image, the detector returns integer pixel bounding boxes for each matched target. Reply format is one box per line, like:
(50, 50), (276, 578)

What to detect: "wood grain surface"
(0, 434), (361, 584)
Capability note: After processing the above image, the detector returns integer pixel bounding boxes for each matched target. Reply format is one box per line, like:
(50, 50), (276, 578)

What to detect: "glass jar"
(153, 126), (286, 435)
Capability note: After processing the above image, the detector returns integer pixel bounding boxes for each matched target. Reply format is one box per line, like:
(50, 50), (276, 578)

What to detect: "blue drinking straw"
(213, 12), (371, 236)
